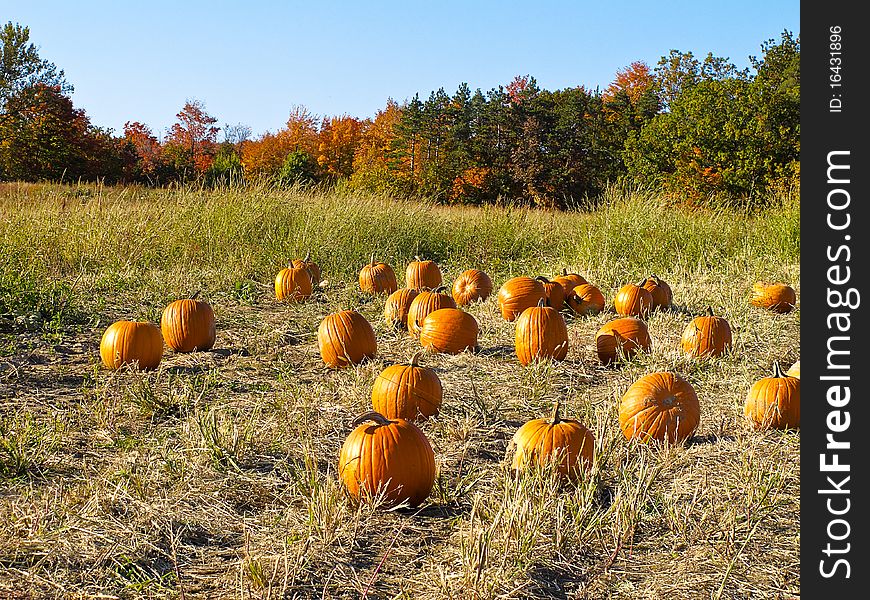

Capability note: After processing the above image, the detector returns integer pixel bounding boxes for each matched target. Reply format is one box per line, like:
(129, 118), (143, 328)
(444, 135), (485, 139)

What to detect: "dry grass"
(0, 183), (799, 599)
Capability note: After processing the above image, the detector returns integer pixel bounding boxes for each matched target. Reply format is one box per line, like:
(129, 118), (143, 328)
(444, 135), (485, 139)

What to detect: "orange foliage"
(603, 61), (654, 105)
(241, 105), (319, 178)
(123, 121), (162, 176)
(450, 167), (490, 202)
(316, 115), (362, 179)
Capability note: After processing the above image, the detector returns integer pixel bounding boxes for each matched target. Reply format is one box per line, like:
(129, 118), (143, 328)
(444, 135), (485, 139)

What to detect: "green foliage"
(205, 143), (243, 187)
(0, 22), (71, 111)
(279, 150), (318, 185)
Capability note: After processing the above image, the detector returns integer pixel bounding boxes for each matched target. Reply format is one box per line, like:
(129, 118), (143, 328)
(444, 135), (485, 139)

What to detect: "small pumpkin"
(510, 401), (595, 480)
(419, 308), (479, 354)
(100, 320), (164, 370)
(744, 362), (800, 430)
(595, 317), (651, 365)
(751, 282), (797, 313)
(614, 279), (653, 317)
(405, 255), (442, 291)
(384, 288), (419, 329)
(552, 269), (588, 297)
(641, 275), (673, 310)
(359, 254), (398, 295)
(565, 283), (605, 316)
(275, 265), (313, 301)
(160, 292), (216, 352)
(338, 411), (436, 507)
(290, 251), (322, 287)
(619, 372), (700, 444)
(536, 276), (565, 311)
(317, 310), (377, 368)
(681, 307), (733, 358)
(451, 269), (493, 305)
(515, 299), (569, 366)
(497, 276), (546, 321)
(407, 286), (457, 337)
(371, 351), (443, 420)
(785, 359), (800, 379)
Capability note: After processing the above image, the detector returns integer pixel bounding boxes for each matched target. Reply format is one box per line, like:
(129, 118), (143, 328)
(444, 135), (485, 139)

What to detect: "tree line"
(0, 22), (799, 208)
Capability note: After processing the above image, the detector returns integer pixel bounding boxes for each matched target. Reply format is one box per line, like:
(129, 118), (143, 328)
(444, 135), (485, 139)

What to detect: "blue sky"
(6, 0), (799, 139)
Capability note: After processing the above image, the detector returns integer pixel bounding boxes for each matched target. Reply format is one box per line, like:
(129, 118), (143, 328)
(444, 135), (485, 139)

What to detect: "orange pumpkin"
(744, 362), (800, 430)
(681, 308), (732, 358)
(317, 310), (377, 368)
(290, 251), (321, 287)
(515, 299), (569, 366)
(785, 359), (800, 379)
(497, 276), (546, 321)
(407, 286), (457, 337)
(419, 308), (478, 354)
(451, 269), (493, 305)
(641, 275), (672, 310)
(510, 401), (595, 480)
(619, 372), (700, 444)
(371, 352), (443, 420)
(384, 288), (419, 329)
(275, 265), (313, 301)
(595, 317), (651, 365)
(552, 269), (588, 297)
(338, 411), (436, 507)
(160, 292), (216, 352)
(565, 283), (606, 316)
(751, 282), (797, 314)
(614, 280), (653, 317)
(359, 254), (398, 295)
(100, 320), (164, 370)
(536, 276), (565, 311)
(405, 255), (442, 290)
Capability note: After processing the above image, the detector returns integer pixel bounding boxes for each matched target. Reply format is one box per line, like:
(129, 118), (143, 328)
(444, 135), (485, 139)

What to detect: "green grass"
(0, 181), (799, 598)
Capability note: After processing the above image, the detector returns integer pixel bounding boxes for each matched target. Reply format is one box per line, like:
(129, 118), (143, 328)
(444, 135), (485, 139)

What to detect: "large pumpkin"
(100, 320), (164, 370)
(565, 283), (605, 316)
(619, 372), (700, 444)
(536, 277), (565, 311)
(497, 276), (546, 321)
(515, 299), (569, 366)
(744, 362), (800, 430)
(384, 288), (419, 329)
(317, 310), (377, 368)
(359, 254), (398, 295)
(275, 265), (313, 301)
(750, 282), (797, 314)
(290, 252), (321, 287)
(510, 401), (595, 480)
(552, 269), (588, 297)
(595, 317), (651, 365)
(419, 308), (478, 354)
(338, 411), (436, 507)
(371, 352), (443, 420)
(160, 292), (216, 352)
(405, 256), (442, 291)
(452, 269), (493, 305)
(681, 308), (732, 358)
(641, 275), (673, 310)
(614, 280), (653, 318)
(407, 286), (457, 337)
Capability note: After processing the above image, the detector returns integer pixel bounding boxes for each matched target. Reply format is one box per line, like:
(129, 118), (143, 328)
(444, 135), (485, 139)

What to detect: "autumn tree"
(350, 100), (404, 194)
(1, 22), (70, 113)
(316, 115), (362, 180)
(163, 99), (220, 177)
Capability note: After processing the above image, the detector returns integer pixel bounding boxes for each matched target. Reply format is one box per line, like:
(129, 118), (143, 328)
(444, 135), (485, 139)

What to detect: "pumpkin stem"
(635, 278), (647, 287)
(433, 285), (448, 294)
(190, 291), (201, 300)
(370, 253), (376, 267)
(772, 361), (785, 378)
(410, 350), (425, 366)
(561, 268), (568, 276)
(550, 400), (562, 424)
(537, 297), (546, 308)
(304, 251), (311, 261)
(351, 411), (392, 427)
(414, 255), (422, 262)
(535, 276), (550, 284)
(705, 306), (714, 317)
(649, 275), (660, 285)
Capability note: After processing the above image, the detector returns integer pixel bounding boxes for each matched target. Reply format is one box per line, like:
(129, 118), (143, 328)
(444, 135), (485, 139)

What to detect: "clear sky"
(6, 0), (799, 139)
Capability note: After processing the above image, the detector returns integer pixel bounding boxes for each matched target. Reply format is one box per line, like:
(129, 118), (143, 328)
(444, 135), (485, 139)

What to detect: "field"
(0, 182), (800, 599)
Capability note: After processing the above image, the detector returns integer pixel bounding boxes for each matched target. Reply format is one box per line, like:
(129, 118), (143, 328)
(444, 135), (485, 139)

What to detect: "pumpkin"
(565, 283), (605, 316)
(785, 359), (800, 379)
(515, 299), (569, 366)
(317, 310), (377, 368)
(160, 292), (216, 352)
(407, 286), (457, 337)
(405, 255), (442, 290)
(419, 308), (478, 354)
(371, 351), (443, 420)
(751, 281), (797, 314)
(641, 275), (673, 310)
(744, 362), (800, 430)
(552, 269), (588, 297)
(614, 280), (653, 317)
(452, 269), (493, 305)
(359, 254), (398, 295)
(536, 276), (565, 311)
(510, 401), (594, 480)
(595, 317), (651, 365)
(275, 265), (313, 301)
(384, 288), (419, 329)
(497, 276), (546, 321)
(290, 251), (321, 287)
(618, 372), (700, 444)
(681, 307), (732, 358)
(100, 320), (164, 370)
(338, 411), (436, 507)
